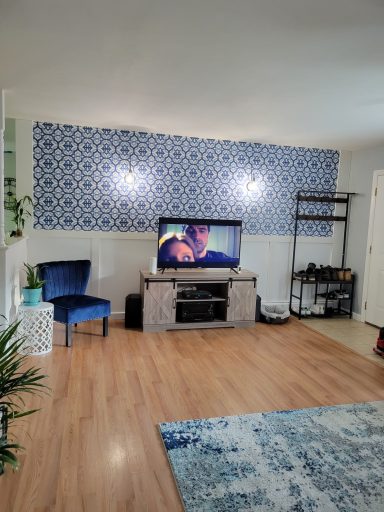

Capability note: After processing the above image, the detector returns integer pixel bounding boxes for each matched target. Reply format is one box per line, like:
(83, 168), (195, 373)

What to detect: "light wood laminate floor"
(2, 318), (384, 511)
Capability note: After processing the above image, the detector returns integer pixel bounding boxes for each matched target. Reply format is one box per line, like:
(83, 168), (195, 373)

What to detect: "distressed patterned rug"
(159, 401), (384, 511)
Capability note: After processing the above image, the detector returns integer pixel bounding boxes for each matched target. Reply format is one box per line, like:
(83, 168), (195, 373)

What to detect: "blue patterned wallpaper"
(33, 122), (339, 235)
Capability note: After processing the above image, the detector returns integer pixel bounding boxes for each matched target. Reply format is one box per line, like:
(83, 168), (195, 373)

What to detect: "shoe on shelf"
(294, 270), (316, 280)
(337, 269), (345, 281)
(305, 263), (316, 280)
(344, 268), (352, 281)
(331, 267), (339, 281)
(294, 270), (308, 280)
(323, 265), (339, 281)
(319, 265), (332, 281)
(306, 262), (316, 272)
(311, 304), (325, 315)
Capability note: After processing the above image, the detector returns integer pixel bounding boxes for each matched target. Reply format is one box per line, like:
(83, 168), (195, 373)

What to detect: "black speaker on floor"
(255, 295), (261, 322)
(125, 294), (142, 328)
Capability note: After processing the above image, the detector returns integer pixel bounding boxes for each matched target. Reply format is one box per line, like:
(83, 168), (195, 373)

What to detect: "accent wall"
(33, 122), (339, 236)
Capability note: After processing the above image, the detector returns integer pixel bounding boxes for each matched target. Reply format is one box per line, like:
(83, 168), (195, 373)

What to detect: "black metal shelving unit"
(289, 190), (354, 320)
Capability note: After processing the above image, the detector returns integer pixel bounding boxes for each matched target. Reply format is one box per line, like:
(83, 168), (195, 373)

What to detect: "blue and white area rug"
(159, 402), (384, 511)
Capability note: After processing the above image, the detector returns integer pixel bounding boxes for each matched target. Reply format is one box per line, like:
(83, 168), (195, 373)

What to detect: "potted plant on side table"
(22, 263), (45, 306)
(0, 319), (49, 474)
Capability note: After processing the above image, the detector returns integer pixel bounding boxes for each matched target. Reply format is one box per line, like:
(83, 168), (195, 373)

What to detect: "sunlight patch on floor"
(302, 318), (384, 367)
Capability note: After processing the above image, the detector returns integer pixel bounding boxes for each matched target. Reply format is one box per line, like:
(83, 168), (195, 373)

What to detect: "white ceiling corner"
(1, 0), (384, 151)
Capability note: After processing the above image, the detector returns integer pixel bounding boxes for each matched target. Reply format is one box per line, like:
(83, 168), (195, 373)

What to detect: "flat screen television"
(157, 217), (242, 269)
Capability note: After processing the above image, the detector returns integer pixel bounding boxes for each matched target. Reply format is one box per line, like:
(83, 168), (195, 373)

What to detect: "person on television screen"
(158, 233), (196, 263)
(184, 224), (235, 262)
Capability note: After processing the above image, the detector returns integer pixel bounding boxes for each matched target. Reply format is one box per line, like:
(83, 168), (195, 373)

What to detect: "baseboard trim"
(111, 312), (125, 320)
(111, 308), (361, 323)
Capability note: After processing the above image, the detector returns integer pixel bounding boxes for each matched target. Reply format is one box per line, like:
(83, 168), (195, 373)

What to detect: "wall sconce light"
(124, 162), (135, 185)
(247, 173), (259, 192)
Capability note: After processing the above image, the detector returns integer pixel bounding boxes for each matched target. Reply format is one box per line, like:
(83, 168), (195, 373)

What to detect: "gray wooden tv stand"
(140, 269), (258, 332)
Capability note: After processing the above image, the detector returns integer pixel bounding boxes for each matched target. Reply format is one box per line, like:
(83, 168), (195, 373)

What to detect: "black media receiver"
(181, 289), (213, 300)
(177, 302), (215, 322)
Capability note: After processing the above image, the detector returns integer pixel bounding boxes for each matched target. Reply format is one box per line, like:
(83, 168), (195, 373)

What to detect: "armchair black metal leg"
(103, 317), (109, 337)
(66, 324), (72, 347)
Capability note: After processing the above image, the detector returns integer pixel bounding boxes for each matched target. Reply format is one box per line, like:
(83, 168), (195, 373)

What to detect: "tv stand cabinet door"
(227, 280), (257, 321)
(143, 281), (176, 325)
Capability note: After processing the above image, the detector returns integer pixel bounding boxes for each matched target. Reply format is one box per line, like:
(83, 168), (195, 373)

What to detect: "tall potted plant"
(0, 319), (48, 474)
(9, 195), (33, 237)
(22, 263), (45, 306)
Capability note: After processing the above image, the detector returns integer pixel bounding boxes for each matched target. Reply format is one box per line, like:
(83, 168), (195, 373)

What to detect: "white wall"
(0, 237), (28, 322)
(16, 119), (34, 233)
(10, 118), (384, 320)
(12, 119), (349, 318)
(347, 145), (384, 315)
(0, 120), (33, 322)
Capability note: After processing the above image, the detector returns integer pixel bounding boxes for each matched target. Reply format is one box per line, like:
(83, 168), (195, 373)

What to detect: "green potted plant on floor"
(0, 319), (48, 474)
(9, 195), (33, 237)
(22, 263), (45, 306)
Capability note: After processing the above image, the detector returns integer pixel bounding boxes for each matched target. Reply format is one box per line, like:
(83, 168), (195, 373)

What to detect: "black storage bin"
(255, 295), (261, 322)
(125, 294), (142, 328)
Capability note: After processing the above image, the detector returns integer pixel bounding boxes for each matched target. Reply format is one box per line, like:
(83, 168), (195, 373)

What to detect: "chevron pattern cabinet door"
(143, 282), (176, 325)
(227, 281), (257, 322)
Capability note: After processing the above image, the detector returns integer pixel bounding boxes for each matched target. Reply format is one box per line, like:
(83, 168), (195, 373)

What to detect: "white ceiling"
(1, 0), (384, 150)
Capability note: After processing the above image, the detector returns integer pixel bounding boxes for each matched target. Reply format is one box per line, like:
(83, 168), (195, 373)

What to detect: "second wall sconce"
(247, 171), (259, 192)
(124, 162), (135, 185)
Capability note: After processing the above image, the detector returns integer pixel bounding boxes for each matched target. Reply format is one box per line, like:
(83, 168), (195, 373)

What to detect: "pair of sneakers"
(334, 291), (350, 299)
(320, 266), (353, 281)
(319, 265), (338, 281)
(294, 262), (317, 280)
(294, 270), (316, 281)
(337, 268), (352, 281)
(308, 263), (337, 281)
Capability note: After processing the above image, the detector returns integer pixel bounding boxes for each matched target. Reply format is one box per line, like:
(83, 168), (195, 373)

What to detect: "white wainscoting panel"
(99, 238), (157, 312)
(237, 240), (270, 301)
(26, 232), (338, 318)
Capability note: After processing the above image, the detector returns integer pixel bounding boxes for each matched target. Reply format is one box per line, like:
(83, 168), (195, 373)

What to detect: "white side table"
(18, 302), (54, 355)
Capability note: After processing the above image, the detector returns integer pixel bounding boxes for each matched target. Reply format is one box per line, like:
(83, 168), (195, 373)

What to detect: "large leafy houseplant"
(0, 319), (48, 474)
(9, 195), (33, 237)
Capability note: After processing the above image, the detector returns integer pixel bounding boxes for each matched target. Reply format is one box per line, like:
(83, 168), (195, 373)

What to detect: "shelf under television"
(176, 296), (226, 303)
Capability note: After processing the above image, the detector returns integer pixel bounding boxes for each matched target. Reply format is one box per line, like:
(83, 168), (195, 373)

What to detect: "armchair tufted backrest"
(37, 260), (91, 301)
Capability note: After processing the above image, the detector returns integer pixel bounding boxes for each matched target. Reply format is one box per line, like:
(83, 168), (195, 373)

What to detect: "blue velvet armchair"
(37, 260), (111, 347)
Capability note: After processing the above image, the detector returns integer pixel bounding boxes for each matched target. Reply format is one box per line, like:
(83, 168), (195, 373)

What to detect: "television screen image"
(157, 217), (242, 268)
